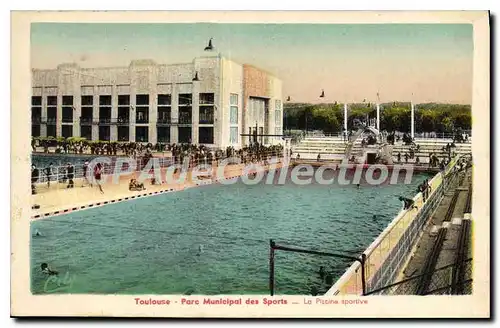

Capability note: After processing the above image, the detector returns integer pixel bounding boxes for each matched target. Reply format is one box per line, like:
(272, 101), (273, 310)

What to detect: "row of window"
(32, 109), (210, 125)
(31, 125), (215, 144)
(31, 93), (217, 107)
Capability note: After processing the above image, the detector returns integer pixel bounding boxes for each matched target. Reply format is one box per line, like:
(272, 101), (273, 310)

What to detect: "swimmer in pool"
(197, 245), (203, 256)
(34, 229), (42, 237)
(319, 266), (326, 279)
(40, 263), (58, 275)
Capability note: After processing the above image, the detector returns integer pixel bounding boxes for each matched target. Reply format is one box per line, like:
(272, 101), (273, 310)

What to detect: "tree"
(311, 107), (340, 133)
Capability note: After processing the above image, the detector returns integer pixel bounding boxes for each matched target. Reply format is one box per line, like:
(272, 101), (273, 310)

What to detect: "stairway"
(344, 127), (365, 160)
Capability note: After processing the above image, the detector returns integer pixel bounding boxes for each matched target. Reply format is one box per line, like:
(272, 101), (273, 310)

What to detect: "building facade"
(31, 54), (283, 149)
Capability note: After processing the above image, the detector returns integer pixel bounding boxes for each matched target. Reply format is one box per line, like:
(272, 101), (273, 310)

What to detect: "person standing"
(31, 165), (39, 195)
(83, 161), (91, 187)
(44, 163), (53, 187)
(66, 163), (74, 188)
(94, 163), (104, 194)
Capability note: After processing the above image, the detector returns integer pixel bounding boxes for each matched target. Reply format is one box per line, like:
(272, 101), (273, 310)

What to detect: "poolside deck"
(31, 162), (284, 219)
(292, 160), (441, 173)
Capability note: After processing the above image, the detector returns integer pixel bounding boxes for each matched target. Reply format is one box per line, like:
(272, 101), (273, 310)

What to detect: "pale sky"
(31, 23), (473, 104)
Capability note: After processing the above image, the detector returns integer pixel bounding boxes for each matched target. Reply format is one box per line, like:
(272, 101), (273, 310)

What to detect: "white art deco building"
(31, 53), (283, 148)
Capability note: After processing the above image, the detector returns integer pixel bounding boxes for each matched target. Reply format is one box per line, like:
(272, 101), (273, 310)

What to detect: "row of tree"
(283, 102), (471, 134)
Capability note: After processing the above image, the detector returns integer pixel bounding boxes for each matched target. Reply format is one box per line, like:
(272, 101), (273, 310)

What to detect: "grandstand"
(292, 134), (472, 164)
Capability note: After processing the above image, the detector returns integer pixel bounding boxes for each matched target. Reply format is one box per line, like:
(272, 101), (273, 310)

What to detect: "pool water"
(31, 169), (432, 295)
(31, 154), (122, 169)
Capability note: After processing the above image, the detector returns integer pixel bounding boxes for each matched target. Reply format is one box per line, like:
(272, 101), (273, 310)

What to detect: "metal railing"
(42, 118), (57, 124)
(326, 155), (463, 295)
(157, 118), (171, 125)
(31, 150), (286, 191)
(364, 258), (472, 295)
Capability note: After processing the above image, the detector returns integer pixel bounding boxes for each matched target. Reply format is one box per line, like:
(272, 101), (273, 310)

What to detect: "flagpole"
(376, 103), (380, 131)
(344, 103), (348, 132)
(411, 101), (415, 139)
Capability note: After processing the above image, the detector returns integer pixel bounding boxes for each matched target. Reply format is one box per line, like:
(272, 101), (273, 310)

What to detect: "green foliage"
(284, 102), (471, 133)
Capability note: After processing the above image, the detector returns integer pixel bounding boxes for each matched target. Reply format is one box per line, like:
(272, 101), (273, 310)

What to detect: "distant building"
(31, 54), (283, 148)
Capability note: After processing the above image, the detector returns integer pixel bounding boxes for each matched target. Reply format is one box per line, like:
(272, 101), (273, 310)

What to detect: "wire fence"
(365, 258), (473, 296)
(326, 155), (465, 296)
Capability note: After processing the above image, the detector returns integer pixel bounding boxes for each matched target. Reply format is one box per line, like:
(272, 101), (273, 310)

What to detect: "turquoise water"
(31, 169), (432, 295)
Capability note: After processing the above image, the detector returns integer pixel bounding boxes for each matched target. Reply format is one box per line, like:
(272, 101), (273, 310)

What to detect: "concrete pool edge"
(30, 163), (286, 220)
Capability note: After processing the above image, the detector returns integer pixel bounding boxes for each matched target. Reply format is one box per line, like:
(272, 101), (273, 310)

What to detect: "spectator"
(31, 165), (39, 195)
(66, 163), (74, 188)
(399, 196), (418, 211)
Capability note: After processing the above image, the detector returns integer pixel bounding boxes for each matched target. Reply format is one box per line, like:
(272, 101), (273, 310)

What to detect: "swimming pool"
(31, 154), (123, 169)
(31, 169), (432, 295)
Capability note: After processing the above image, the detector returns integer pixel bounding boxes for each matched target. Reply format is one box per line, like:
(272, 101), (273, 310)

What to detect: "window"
(179, 94), (192, 124)
(118, 95), (130, 105)
(199, 93), (214, 124)
(199, 93), (214, 105)
(157, 94), (171, 124)
(62, 125), (73, 138)
(199, 106), (214, 124)
(81, 95), (93, 124)
(63, 95), (73, 106)
(81, 125), (92, 140)
(31, 96), (42, 123)
(230, 127), (238, 144)
(118, 95), (130, 123)
(62, 96), (74, 123)
(199, 127), (214, 144)
(136, 94), (149, 106)
(230, 94), (238, 106)
(179, 93), (192, 106)
(32, 96), (42, 106)
(31, 124), (41, 137)
(46, 124), (56, 137)
(117, 126), (129, 141)
(136, 94), (149, 123)
(275, 110), (282, 126)
(99, 95), (112, 123)
(178, 127), (191, 143)
(157, 127), (170, 143)
(229, 107), (238, 125)
(46, 96), (58, 123)
(230, 93), (238, 125)
(135, 126), (148, 142)
(275, 99), (282, 128)
(99, 126), (111, 141)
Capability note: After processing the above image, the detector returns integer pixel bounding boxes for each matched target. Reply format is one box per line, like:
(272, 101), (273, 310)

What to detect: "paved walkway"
(31, 161), (284, 219)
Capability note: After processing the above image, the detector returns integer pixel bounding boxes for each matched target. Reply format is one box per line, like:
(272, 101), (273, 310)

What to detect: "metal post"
(411, 102), (415, 139)
(361, 253), (367, 296)
(376, 103), (380, 131)
(344, 103), (348, 132)
(269, 239), (275, 296)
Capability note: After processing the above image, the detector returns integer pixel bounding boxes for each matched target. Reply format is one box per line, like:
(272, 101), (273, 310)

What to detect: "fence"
(364, 258), (473, 295)
(31, 150), (286, 191)
(301, 131), (471, 139)
(325, 155), (463, 295)
(268, 240), (366, 296)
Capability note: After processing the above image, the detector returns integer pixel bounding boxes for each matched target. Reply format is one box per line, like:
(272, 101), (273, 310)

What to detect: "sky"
(31, 23), (473, 104)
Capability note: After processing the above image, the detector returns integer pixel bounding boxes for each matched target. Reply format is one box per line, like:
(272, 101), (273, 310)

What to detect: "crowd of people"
(31, 142), (285, 195)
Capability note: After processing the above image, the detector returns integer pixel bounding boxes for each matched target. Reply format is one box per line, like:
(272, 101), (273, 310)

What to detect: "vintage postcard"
(11, 11), (490, 318)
